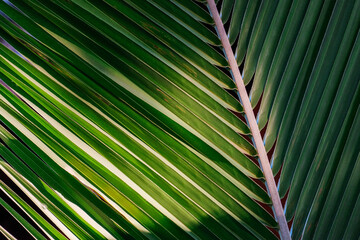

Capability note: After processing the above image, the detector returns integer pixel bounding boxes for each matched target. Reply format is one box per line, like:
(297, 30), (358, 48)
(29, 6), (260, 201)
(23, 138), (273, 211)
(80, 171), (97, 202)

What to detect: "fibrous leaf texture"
(0, 0), (359, 239)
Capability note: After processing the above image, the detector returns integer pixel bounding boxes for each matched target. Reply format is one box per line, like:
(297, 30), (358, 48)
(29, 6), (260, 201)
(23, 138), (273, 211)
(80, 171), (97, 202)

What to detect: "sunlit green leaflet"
(0, 138), (124, 240)
(0, 24), (261, 194)
(0, 98), (184, 240)
(0, 35), (277, 239)
(0, 35), (267, 205)
(0, 186), (58, 240)
(0, 0), (265, 171)
(0, 16), (278, 240)
(0, 105), (150, 239)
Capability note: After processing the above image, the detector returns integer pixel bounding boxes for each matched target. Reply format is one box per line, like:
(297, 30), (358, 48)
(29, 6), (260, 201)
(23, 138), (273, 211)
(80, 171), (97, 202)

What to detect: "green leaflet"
(227, 0), (248, 46)
(247, 0), (293, 109)
(0, 0), (262, 160)
(255, 0), (312, 130)
(220, 0), (235, 24)
(277, 0), (358, 198)
(0, 0), (281, 234)
(264, 0), (334, 153)
(296, 30), (360, 239)
(241, 0), (279, 81)
(0, 191), (52, 240)
(234, 0), (261, 65)
(0, 146), (114, 240)
(0, 41), (277, 239)
(121, 0), (226, 64)
(170, 0), (214, 24)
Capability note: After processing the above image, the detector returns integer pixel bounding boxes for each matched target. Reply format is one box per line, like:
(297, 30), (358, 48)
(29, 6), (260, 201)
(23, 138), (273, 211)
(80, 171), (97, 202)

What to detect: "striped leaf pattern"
(0, 0), (277, 239)
(1, 0), (359, 239)
(219, 0), (360, 239)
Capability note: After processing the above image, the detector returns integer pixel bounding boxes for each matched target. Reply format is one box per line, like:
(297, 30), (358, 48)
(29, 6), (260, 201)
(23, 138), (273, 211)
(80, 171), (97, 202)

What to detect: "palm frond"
(0, 0), (359, 239)
(219, 0), (360, 239)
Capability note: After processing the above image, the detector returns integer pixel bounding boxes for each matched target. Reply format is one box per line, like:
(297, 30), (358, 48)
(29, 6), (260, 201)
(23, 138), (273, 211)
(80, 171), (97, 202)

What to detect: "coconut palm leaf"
(0, 0), (359, 239)
(218, 0), (360, 239)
